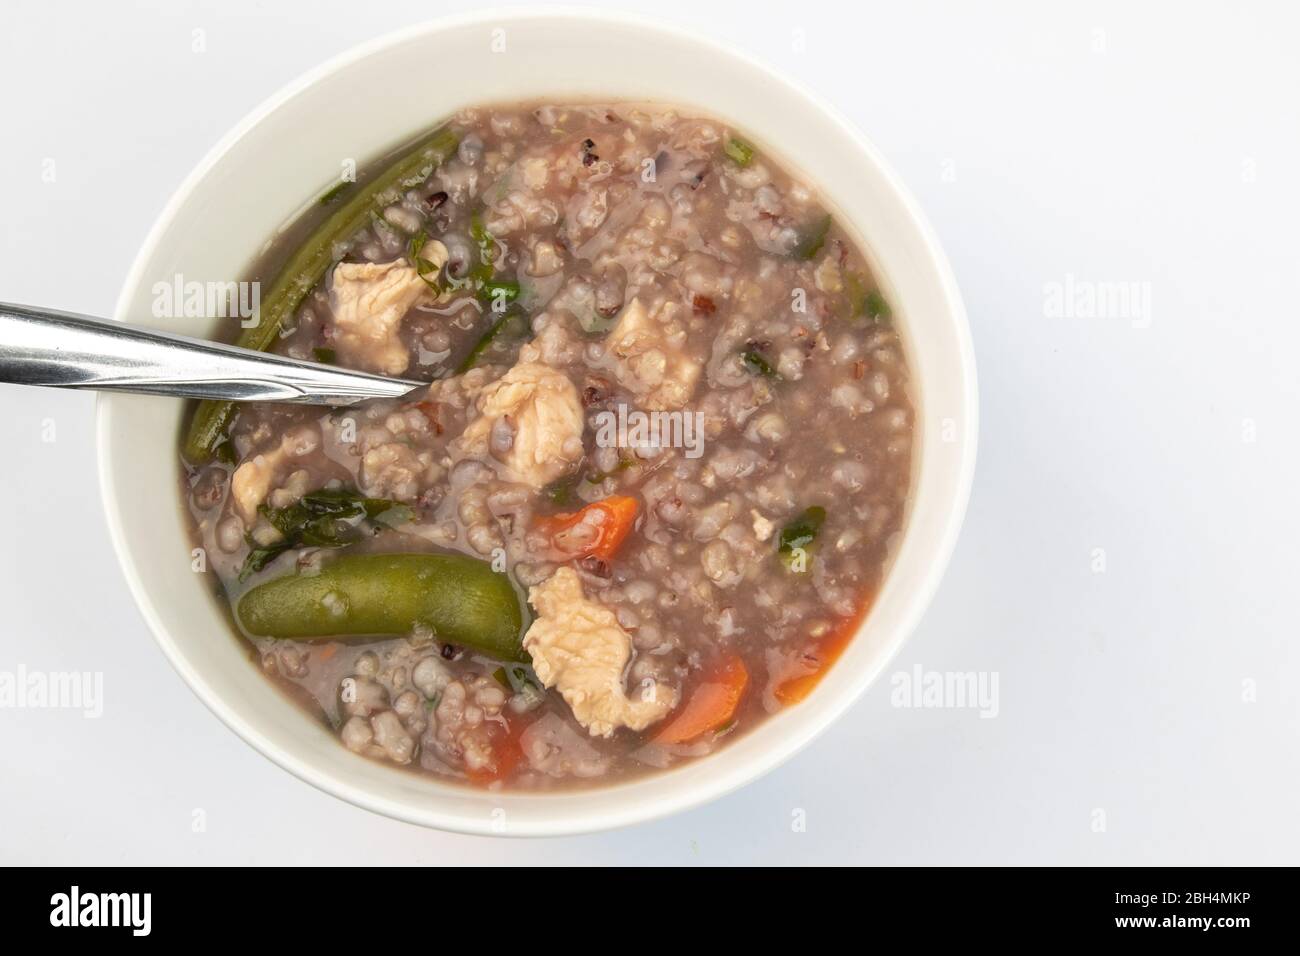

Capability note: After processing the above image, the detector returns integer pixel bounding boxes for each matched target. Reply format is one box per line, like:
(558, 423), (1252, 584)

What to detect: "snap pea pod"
(181, 126), (460, 464)
(237, 552), (525, 661)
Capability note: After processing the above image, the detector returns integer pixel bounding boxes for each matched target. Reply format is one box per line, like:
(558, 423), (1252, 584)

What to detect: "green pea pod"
(237, 553), (525, 661)
(181, 126), (460, 464)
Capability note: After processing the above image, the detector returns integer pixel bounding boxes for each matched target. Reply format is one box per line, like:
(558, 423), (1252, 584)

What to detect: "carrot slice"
(773, 600), (871, 705)
(537, 495), (639, 562)
(465, 718), (527, 786)
(655, 655), (750, 744)
(413, 401), (443, 434)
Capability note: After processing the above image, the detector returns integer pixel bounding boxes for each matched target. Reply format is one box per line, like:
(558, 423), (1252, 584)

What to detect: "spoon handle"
(0, 302), (423, 405)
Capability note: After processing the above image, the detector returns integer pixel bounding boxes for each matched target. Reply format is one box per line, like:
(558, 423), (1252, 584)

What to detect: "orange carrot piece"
(413, 401), (443, 434)
(773, 600), (871, 705)
(538, 495), (639, 562)
(655, 655), (750, 744)
(465, 718), (527, 786)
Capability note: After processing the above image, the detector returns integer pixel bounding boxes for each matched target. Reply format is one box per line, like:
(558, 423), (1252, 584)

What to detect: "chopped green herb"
(793, 214), (832, 260)
(455, 310), (531, 374)
(318, 180), (350, 205)
(478, 279), (521, 310)
(213, 438), (237, 466)
(585, 456), (634, 484)
(498, 663), (543, 694)
(417, 264), (441, 292)
(838, 273), (891, 323)
(841, 271), (867, 320)
(741, 346), (780, 379)
(778, 505), (826, 570)
(724, 137), (755, 167)
(468, 212), (496, 285)
(408, 230), (427, 260)
(543, 473), (581, 506)
(242, 546), (286, 578)
(312, 347), (336, 364)
(470, 213), (492, 252)
(406, 230), (442, 291)
(863, 289), (891, 323)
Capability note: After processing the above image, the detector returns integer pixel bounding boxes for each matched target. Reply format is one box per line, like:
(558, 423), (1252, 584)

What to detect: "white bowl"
(97, 8), (977, 836)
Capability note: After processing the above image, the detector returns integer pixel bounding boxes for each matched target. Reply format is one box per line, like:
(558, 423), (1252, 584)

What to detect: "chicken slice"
(229, 423), (325, 523)
(456, 361), (584, 488)
(328, 244), (446, 375)
(604, 297), (704, 410)
(230, 444), (289, 523)
(524, 567), (677, 738)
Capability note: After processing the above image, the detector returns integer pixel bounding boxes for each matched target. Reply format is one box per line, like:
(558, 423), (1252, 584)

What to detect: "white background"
(1, 0), (1296, 865)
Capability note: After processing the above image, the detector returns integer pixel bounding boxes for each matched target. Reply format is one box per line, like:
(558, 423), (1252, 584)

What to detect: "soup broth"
(179, 102), (914, 788)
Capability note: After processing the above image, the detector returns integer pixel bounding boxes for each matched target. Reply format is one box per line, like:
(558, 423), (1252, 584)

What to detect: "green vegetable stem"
(181, 125), (459, 464)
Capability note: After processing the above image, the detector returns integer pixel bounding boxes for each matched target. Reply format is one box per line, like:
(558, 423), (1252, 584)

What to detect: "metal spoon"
(0, 302), (424, 405)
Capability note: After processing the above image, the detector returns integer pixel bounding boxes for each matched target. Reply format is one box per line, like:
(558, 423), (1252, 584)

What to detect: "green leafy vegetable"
(741, 345), (780, 379)
(793, 214), (832, 260)
(778, 505), (826, 570)
(408, 230), (428, 260)
(408, 230), (442, 292)
(456, 310), (531, 374)
(542, 473), (582, 506)
(238, 487), (413, 580)
(312, 347), (336, 364)
(499, 663), (542, 694)
(468, 212), (496, 285)
(403, 231), (439, 291)
(841, 271), (867, 320)
(838, 272), (891, 324)
(863, 289), (891, 323)
(242, 546), (287, 580)
(478, 279), (521, 310)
